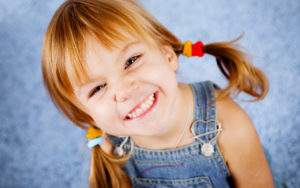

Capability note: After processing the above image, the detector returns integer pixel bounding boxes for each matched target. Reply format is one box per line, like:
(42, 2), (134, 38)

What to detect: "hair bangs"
(59, 0), (157, 88)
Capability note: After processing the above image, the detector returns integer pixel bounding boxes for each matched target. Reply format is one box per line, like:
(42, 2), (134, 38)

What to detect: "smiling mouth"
(124, 92), (158, 120)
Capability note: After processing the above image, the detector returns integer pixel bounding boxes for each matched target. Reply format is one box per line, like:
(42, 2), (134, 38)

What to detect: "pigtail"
(202, 36), (269, 101)
(89, 146), (131, 188)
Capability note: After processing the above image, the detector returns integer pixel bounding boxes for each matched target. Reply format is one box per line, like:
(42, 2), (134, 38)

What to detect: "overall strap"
(191, 81), (219, 142)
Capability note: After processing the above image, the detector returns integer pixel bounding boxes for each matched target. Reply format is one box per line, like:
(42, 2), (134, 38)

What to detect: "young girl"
(42, 0), (274, 187)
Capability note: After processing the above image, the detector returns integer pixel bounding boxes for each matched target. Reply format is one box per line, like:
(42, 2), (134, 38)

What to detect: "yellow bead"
(183, 41), (192, 58)
(86, 126), (103, 139)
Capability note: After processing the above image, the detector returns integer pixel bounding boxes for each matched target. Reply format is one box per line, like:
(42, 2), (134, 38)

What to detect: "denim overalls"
(113, 81), (233, 187)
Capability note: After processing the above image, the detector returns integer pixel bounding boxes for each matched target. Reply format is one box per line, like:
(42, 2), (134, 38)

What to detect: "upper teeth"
(127, 94), (155, 118)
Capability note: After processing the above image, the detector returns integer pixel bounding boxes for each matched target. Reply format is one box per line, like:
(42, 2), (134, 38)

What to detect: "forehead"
(85, 35), (145, 61)
(85, 33), (138, 54)
(84, 36), (140, 73)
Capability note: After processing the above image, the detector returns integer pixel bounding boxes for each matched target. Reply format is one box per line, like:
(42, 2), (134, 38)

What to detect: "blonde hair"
(41, 0), (268, 187)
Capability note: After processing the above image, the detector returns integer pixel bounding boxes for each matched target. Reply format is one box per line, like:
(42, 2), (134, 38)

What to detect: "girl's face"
(75, 36), (181, 138)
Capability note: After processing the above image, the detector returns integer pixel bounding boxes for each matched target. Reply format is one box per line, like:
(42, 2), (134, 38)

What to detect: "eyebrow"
(118, 41), (142, 58)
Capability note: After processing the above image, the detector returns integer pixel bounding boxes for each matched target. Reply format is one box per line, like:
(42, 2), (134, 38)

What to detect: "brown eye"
(125, 55), (139, 69)
(89, 83), (106, 97)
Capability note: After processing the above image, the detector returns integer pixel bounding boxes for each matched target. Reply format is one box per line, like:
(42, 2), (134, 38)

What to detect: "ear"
(161, 45), (178, 71)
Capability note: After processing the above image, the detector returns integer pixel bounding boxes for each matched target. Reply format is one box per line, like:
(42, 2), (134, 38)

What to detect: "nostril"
(115, 95), (127, 102)
(115, 80), (138, 102)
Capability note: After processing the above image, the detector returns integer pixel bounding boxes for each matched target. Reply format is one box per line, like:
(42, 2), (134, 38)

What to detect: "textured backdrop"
(0, 0), (299, 187)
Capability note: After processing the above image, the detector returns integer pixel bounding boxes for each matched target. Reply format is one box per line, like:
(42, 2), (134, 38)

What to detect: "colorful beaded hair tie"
(182, 41), (204, 58)
(86, 126), (104, 148)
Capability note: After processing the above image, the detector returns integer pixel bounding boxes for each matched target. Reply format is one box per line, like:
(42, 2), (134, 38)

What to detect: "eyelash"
(89, 83), (107, 98)
(125, 55), (140, 69)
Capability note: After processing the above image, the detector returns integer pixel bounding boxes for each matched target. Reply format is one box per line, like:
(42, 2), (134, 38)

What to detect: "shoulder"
(215, 89), (255, 146)
(214, 89), (274, 187)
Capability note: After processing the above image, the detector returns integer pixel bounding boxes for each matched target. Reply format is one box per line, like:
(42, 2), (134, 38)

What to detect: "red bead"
(192, 41), (204, 57)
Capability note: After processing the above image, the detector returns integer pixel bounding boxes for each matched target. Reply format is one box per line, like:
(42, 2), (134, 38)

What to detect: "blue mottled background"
(0, 0), (299, 187)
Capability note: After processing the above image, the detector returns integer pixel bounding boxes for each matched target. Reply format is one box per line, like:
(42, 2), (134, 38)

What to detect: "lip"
(123, 91), (158, 121)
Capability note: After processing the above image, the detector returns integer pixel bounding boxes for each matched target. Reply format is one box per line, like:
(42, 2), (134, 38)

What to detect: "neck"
(132, 83), (194, 150)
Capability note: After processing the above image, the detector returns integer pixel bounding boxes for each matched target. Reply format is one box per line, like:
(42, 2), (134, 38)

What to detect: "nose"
(114, 80), (138, 103)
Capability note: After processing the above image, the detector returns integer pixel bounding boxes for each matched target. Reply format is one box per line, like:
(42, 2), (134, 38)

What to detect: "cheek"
(141, 55), (177, 82)
(87, 102), (127, 136)
(90, 111), (119, 135)
(87, 101), (116, 126)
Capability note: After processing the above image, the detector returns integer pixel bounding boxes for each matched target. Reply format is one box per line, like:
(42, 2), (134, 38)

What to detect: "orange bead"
(86, 126), (103, 139)
(183, 41), (192, 57)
